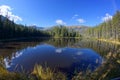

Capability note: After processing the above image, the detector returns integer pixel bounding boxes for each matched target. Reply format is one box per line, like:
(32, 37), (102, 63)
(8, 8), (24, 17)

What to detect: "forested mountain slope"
(0, 15), (50, 39)
(84, 11), (120, 41)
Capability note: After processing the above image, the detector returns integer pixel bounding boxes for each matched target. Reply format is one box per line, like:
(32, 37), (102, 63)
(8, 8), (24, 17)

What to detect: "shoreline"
(0, 37), (51, 42)
(0, 37), (119, 45)
(0, 37), (81, 42)
(97, 39), (120, 45)
(53, 37), (81, 39)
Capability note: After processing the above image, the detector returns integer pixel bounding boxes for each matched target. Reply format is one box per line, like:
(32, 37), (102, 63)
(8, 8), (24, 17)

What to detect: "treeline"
(84, 11), (120, 41)
(49, 25), (81, 38)
(0, 15), (50, 39)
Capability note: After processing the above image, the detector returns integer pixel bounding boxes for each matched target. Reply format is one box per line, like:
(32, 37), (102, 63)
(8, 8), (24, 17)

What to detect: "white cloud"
(74, 14), (79, 17)
(102, 13), (112, 22)
(56, 19), (66, 25)
(72, 14), (79, 19)
(77, 18), (85, 23)
(0, 5), (22, 22)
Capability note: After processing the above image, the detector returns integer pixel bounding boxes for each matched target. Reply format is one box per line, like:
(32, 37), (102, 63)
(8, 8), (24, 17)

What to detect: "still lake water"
(0, 38), (120, 76)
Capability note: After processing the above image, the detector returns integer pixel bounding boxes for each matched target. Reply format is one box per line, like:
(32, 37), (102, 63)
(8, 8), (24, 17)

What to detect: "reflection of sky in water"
(56, 48), (66, 53)
(4, 44), (102, 74)
(4, 51), (24, 68)
(4, 58), (11, 68)
(56, 48), (62, 53)
(76, 51), (83, 55)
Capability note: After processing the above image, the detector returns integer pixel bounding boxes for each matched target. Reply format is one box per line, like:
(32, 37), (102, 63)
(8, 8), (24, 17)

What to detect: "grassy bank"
(84, 37), (120, 45)
(97, 39), (120, 45)
(32, 64), (66, 80)
(53, 37), (81, 39)
(0, 64), (67, 80)
(72, 51), (120, 80)
(0, 65), (31, 80)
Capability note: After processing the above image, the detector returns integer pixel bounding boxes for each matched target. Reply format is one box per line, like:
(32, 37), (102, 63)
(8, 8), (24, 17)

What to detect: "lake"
(0, 38), (119, 77)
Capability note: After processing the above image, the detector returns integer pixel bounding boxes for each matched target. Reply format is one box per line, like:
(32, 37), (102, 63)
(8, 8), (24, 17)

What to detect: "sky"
(0, 0), (120, 27)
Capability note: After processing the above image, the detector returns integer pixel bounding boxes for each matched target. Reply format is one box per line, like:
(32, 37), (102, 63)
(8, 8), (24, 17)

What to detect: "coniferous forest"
(84, 11), (120, 41)
(1, 11), (120, 41)
(49, 25), (81, 38)
(0, 15), (50, 39)
(0, 9), (120, 80)
(0, 15), (81, 40)
(0, 0), (120, 79)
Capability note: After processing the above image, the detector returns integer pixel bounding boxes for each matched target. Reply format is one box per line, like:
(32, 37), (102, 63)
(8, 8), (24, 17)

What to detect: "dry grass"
(0, 51), (120, 80)
(98, 39), (120, 45)
(0, 63), (33, 80)
(32, 64), (67, 80)
(72, 52), (120, 80)
(32, 64), (54, 80)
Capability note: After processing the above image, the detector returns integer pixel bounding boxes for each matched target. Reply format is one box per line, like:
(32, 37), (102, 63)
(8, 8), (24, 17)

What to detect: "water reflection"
(6, 44), (102, 75)
(0, 38), (119, 75)
(75, 39), (120, 56)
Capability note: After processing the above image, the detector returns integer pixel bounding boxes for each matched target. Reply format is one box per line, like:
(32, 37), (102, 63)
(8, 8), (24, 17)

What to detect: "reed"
(32, 64), (67, 80)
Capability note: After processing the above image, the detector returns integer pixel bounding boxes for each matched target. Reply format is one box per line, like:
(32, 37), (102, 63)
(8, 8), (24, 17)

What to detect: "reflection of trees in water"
(0, 42), (39, 68)
(0, 38), (119, 69)
(47, 38), (119, 57)
(0, 38), (50, 61)
(75, 39), (120, 56)
(0, 38), (119, 60)
(46, 38), (81, 47)
(0, 42), (38, 58)
(0, 38), (119, 79)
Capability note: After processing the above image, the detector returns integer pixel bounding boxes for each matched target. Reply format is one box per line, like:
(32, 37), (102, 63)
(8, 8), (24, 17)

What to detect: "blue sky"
(0, 0), (120, 27)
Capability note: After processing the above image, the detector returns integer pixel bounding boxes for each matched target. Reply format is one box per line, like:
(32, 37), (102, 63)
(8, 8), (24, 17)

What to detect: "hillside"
(0, 15), (50, 40)
(67, 26), (89, 34)
(84, 11), (120, 41)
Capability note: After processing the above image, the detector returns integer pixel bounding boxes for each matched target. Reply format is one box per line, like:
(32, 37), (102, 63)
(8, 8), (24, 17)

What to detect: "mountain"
(67, 25), (89, 34)
(28, 25), (46, 30)
(46, 25), (89, 34)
